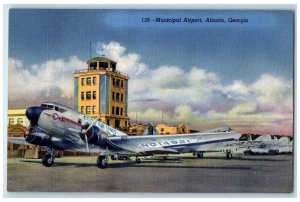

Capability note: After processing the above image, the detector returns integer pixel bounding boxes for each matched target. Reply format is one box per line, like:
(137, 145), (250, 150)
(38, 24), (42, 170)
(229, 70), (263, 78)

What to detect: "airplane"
(8, 102), (245, 169)
(242, 135), (293, 155)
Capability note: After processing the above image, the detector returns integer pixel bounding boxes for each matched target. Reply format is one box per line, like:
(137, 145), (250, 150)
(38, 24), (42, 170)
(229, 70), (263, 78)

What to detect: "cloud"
(8, 56), (86, 107)
(8, 41), (294, 135)
(229, 102), (259, 115)
(98, 41), (148, 77)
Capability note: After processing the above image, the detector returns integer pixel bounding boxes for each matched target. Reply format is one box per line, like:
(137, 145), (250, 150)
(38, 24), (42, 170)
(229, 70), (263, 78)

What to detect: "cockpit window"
(41, 104), (54, 109)
(55, 106), (67, 113)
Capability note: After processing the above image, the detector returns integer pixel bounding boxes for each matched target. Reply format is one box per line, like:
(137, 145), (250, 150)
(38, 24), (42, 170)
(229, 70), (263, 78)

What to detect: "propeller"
(80, 115), (101, 154)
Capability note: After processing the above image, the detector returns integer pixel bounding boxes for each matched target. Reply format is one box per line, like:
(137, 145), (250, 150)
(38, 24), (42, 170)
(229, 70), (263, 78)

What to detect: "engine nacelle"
(25, 134), (51, 146)
(24, 127), (51, 146)
(80, 125), (108, 146)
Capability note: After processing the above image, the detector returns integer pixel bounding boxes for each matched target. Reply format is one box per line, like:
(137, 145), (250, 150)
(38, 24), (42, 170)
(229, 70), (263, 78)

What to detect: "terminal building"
(74, 57), (129, 129)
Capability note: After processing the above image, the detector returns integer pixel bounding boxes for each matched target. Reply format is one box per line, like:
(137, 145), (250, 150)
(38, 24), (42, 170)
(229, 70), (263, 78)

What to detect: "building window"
(116, 79), (120, 87)
(116, 93), (120, 101)
(86, 91), (91, 100)
(113, 78), (116, 86)
(90, 62), (97, 70)
(112, 92), (115, 101)
(121, 80), (124, 88)
(93, 77), (96, 85)
(87, 77), (91, 85)
(121, 108), (123, 116)
(112, 106), (115, 115)
(121, 94), (123, 102)
(99, 62), (108, 69)
(17, 118), (23, 125)
(9, 118), (14, 125)
(81, 92), (85, 100)
(92, 106), (96, 114)
(81, 78), (85, 86)
(116, 107), (120, 115)
(93, 91), (96, 99)
(125, 121), (127, 126)
(86, 106), (91, 114)
(81, 106), (85, 113)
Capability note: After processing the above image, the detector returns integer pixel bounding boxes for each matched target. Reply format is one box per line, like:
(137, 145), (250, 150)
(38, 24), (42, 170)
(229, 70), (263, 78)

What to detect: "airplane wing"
(8, 137), (33, 146)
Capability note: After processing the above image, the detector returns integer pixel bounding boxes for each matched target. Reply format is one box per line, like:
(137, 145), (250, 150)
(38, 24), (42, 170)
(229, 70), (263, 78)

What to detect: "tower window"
(121, 94), (123, 102)
(121, 80), (124, 88)
(81, 78), (85, 86)
(116, 107), (120, 115)
(116, 93), (120, 101)
(112, 106), (115, 115)
(86, 91), (91, 100)
(116, 79), (120, 87)
(81, 106), (85, 113)
(121, 108), (123, 116)
(93, 91), (96, 99)
(86, 106), (91, 114)
(93, 77), (96, 85)
(99, 62), (108, 69)
(92, 106), (96, 114)
(90, 62), (97, 70)
(87, 77), (91, 85)
(112, 92), (115, 100)
(81, 92), (85, 100)
(113, 78), (116, 86)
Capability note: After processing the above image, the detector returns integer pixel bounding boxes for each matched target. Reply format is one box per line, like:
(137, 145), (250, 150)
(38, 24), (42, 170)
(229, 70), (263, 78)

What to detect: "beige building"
(155, 124), (190, 135)
(74, 57), (129, 129)
(7, 109), (29, 127)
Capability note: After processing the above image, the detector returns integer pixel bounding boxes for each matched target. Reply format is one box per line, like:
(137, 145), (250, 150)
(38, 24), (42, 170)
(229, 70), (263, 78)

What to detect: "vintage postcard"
(6, 7), (295, 194)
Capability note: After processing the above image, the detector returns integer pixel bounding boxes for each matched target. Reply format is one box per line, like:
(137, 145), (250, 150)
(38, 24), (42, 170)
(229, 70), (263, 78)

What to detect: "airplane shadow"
(19, 159), (250, 170)
(19, 155), (290, 169)
(107, 161), (251, 170)
(20, 160), (95, 168)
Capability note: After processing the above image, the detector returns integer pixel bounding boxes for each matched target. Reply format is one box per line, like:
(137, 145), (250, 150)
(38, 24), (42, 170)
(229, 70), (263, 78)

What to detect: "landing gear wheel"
(226, 152), (233, 159)
(42, 154), (54, 167)
(111, 155), (117, 160)
(97, 156), (108, 169)
(136, 157), (141, 164)
(197, 152), (204, 159)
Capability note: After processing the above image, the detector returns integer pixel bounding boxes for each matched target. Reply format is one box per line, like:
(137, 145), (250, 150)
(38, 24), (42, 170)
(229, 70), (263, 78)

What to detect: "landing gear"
(111, 155), (117, 160)
(97, 155), (108, 169)
(226, 150), (233, 159)
(196, 152), (204, 159)
(136, 157), (141, 164)
(42, 147), (56, 167)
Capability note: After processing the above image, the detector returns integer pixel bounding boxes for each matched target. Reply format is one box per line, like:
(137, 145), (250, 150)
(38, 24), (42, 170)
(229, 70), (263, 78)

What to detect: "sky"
(8, 9), (294, 135)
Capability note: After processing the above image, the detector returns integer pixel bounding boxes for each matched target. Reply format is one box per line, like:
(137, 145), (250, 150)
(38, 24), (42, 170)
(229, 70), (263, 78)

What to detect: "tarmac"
(6, 153), (293, 194)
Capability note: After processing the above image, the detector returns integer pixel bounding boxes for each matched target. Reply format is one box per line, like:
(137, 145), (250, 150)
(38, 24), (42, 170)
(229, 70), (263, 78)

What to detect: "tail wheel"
(42, 154), (54, 167)
(97, 156), (108, 169)
(226, 152), (233, 159)
(197, 152), (204, 158)
(111, 155), (117, 160)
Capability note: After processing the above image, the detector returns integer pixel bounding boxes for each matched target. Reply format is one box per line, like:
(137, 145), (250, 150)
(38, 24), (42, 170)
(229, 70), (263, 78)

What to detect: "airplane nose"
(25, 107), (44, 126)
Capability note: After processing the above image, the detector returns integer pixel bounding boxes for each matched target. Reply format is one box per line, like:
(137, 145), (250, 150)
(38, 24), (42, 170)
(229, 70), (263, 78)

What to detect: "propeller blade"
(85, 134), (90, 154)
(68, 128), (81, 133)
(86, 115), (101, 132)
